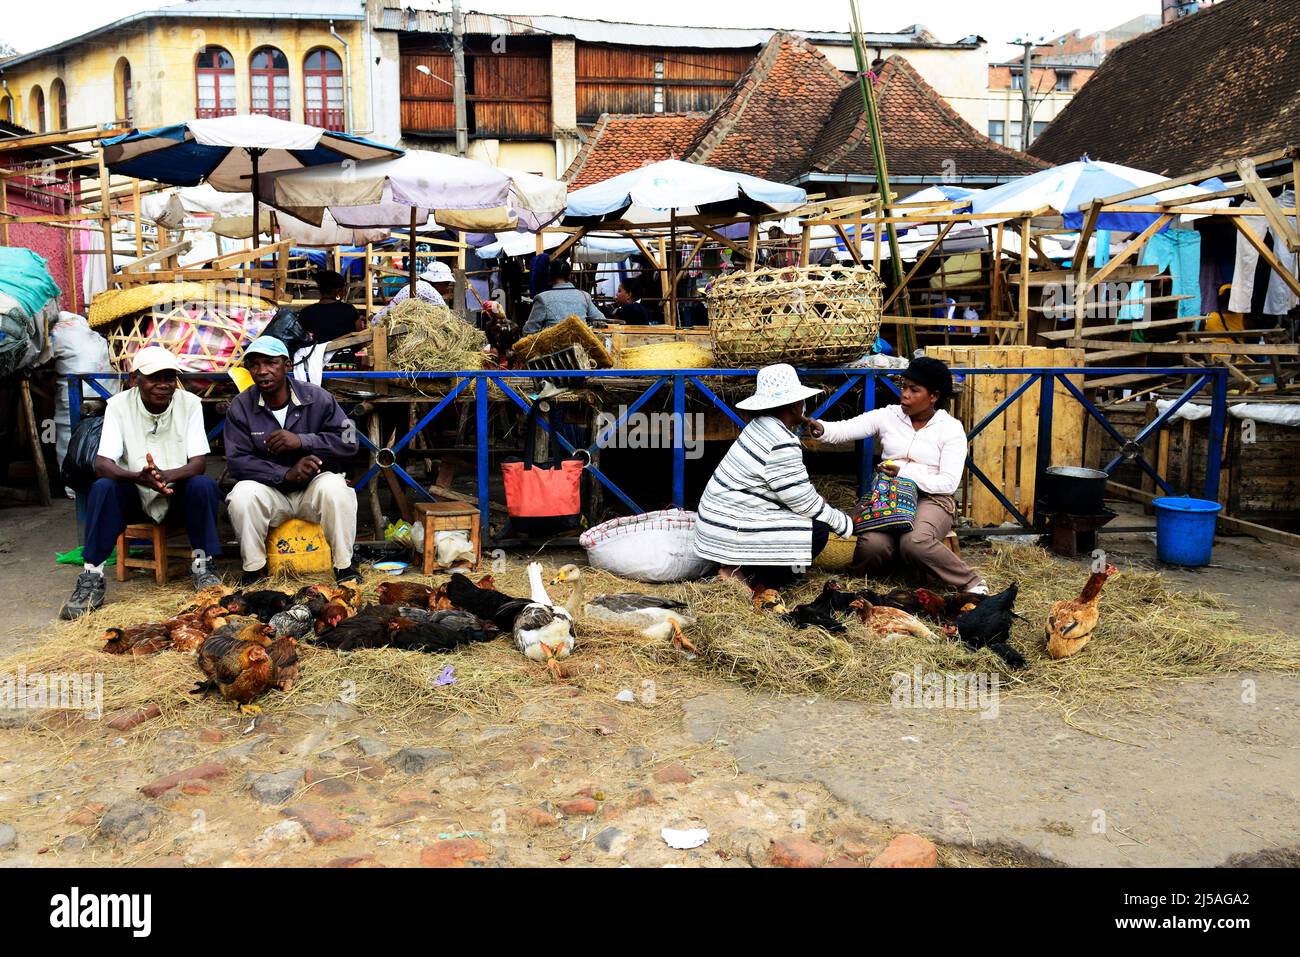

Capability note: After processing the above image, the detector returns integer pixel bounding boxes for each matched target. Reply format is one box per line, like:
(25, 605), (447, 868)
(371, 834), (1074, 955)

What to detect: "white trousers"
(227, 471), (357, 571)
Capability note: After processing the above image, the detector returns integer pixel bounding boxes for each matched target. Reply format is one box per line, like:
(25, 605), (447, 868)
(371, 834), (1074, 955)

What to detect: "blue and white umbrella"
(102, 113), (402, 247)
(971, 157), (1210, 233)
(564, 159), (806, 225)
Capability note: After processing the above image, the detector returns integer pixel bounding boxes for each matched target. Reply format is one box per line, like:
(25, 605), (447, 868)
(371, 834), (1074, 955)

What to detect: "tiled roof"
(811, 55), (1049, 180)
(563, 112), (709, 188)
(682, 33), (847, 182)
(1030, 0), (1300, 175)
(562, 32), (1046, 189)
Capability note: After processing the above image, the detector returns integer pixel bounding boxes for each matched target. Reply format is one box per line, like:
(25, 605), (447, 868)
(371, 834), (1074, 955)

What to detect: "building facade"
(0, 0), (372, 136)
(985, 15), (1159, 150)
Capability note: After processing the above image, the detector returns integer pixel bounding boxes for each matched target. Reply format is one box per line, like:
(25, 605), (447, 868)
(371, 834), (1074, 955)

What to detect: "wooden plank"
(1081, 214), (1173, 298)
(1038, 315), (1201, 340)
(1087, 146), (1296, 207)
(0, 126), (129, 151)
(880, 220), (956, 312)
(1107, 481), (1300, 548)
(1008, 264), (1164, 286)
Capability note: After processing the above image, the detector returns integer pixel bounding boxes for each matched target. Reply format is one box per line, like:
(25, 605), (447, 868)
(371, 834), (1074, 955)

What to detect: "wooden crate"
(930, 346), (1085, 525)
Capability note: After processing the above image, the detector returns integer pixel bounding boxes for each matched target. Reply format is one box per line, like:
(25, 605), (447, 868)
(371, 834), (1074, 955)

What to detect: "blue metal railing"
(68, 366), (1229, 537)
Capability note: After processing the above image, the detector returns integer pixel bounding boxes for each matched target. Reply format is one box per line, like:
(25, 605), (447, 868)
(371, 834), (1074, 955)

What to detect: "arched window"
(114, 57), (134, 125)
(0, 95), (12, 125)
(29, 86), (45, 133)
(303, 47), (344, 131)
(195, 46), (236, 119)
(250, 46), (290, 120)
(51, 79), (67, 130)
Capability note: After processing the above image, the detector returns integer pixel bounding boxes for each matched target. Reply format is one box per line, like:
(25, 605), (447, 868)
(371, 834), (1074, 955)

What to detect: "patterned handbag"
(853, 472), (919, 535)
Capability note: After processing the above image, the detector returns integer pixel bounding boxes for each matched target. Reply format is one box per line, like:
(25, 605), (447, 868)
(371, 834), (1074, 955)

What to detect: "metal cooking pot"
(1041, 465), (1108, 516)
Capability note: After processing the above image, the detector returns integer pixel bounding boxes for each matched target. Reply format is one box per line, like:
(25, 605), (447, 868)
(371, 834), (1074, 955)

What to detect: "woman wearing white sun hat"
(694, 364), (852, 602)
(373, 260), (457, 323)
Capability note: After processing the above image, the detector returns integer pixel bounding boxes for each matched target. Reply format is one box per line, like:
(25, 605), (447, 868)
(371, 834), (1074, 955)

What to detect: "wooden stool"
(117, 522), (190, 585)
(942, 531), (962, 558)
(416, 501), (481, 575)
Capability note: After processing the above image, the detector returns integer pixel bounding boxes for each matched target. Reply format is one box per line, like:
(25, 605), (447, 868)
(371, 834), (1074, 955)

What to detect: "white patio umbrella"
(102, 114), (402, 250)
(262, 151), (568, 292)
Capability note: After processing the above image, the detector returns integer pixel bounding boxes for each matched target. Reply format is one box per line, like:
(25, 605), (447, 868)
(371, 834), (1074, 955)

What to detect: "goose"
(550, 564), (696, 653)
(513, 562), (577, 677)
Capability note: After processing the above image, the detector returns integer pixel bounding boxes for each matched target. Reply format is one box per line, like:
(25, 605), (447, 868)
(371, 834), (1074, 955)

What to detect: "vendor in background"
(298, 270), (363, 343)
(523, 258), (605, 335)
(694, 364), (852, 603)
(373, 260), (456, 323)
(60, 347), (223, 618)
(224, 337), (361, 586)
(611, 281), (652, 325)
(804, 356), (987, 593)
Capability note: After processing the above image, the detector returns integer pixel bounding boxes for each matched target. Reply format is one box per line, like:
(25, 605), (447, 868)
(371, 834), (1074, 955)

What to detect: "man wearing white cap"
(224, 336), (361, 585)
(373, 260), (456, 323)
(61, 346), (223, 618)
(694, 364), (852, 605)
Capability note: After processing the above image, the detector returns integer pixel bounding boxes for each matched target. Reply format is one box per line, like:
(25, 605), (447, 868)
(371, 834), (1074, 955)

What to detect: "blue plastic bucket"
(1152, 496), (1221, 566)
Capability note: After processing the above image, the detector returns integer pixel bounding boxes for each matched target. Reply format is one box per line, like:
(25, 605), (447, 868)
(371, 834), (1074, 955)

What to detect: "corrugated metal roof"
(3, 0), (365, 69)
(374, 6), (983, 50)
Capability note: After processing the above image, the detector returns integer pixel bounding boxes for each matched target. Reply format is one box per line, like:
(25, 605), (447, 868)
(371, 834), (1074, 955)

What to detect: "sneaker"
(192, 562), (222, 591)
(240, 566), (268, 587)
(968, 581), (990, 596)
(334, 562), (362, 585)
(60, 570), (106, 620)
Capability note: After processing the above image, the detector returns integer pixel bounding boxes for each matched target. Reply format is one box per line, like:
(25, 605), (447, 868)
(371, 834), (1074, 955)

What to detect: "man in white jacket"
(805, 357), (986, 592)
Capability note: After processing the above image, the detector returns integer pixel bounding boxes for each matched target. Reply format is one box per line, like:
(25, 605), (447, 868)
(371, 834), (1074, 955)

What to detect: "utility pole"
(1020, 39), (1033, 151)
(452, 0), (468, 157)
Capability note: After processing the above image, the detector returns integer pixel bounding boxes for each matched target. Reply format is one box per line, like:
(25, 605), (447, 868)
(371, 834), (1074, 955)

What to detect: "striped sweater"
(693, 416), (852, 566)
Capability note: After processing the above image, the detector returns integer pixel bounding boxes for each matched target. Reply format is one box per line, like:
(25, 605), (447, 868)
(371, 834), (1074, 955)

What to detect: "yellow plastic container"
(266, 519), (333, 576)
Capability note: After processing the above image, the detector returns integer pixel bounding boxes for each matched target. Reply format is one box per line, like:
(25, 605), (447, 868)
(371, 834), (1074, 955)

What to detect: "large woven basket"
(706, 265), (884, 367)
(104, 295), (278, 374)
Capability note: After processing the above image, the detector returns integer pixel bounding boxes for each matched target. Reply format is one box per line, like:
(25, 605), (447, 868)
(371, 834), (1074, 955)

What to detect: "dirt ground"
(0, 499), (1297, 868)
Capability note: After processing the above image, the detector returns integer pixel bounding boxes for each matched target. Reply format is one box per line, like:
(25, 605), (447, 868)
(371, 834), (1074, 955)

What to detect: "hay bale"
(707, 265), (883, 368)
(385, 299), (488, 373)
(618, 342), (715, 370)
(512, 316), (613, 368)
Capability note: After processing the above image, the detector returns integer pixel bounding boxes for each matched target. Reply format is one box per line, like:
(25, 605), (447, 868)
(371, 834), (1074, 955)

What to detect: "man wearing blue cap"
(224, 336), (361, 585)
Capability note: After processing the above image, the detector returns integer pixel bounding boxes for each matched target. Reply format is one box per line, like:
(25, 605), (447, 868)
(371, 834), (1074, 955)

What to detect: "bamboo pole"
(97, 149), (114, 278)
(133, 180), (143, 258)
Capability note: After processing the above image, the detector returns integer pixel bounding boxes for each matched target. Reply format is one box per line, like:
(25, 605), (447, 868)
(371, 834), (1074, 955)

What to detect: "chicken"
(267, 636), (300, 691)
(860, 587), (925, 616)
(430, 583), (455, 610)
(314, 599), (355, 635)
(782, 602), (847, 633)
(849, 599), (937, 642)
(1046, 565), (1117, 660)
(165, 605), (228, 652)
(268, 592), (329, 640)
(219, 589), (294, 622)
(192, 641), (275, 715)
(100, 623), (171, 656)
(189, 583), (234, 611)
(376, 581), (434, 607)
(312, 606), (394, 650)
(942, 584), (1025, 670)
(476, 574), (497, 590)
(806, 580), (860, 615)
(914, 588), (988, 621)
(203, 618), (274, 652)
(445, 572), (531, 632)
(385, 612), (491, 652)
(751, 588), (787, 614)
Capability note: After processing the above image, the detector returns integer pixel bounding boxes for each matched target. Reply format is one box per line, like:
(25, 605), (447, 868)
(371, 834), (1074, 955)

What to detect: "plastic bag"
(60, 414), (105, 493)
(261, 307), (314, 355)
(579, 509), (717, 583)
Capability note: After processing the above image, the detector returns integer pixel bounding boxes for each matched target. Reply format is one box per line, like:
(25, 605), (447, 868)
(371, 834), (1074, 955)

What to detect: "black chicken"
(445, 572), (531, 632)
(860, 587), (925, 615)
(944, 583), (1026, 669)
(220, 589), (294, 622)
(806, 580), (860, 615)
(387, 610), (491, 651)
(311, 605), (394, 650)
(781, 602), (847, 633)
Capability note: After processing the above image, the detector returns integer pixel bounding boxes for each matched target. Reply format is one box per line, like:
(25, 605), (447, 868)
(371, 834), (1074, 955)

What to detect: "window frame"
(250, 46), (291, 121)
(195, 45), (237, 119)
(303, 47), (345, 131)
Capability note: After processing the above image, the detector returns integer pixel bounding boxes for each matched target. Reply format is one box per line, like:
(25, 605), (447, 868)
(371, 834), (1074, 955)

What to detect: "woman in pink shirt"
(805, 357), (987, 592)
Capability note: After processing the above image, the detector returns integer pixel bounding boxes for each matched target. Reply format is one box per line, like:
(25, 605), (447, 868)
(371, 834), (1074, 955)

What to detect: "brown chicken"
(267, 636), (300, 691)
(101, 623), (171, 656)
(1046, 564), (1117, 659)
(188, 583), (234, 613)
(751, 588), (787, 614)
(165, 605), (228, 652)
(192, 641), (275, 715)
(314, 599), (355, 634)
(376, 581), (434, 607)
(476, 574), (496, 590)
(849, 599), (937, 641)
(430, 583), (454, 610)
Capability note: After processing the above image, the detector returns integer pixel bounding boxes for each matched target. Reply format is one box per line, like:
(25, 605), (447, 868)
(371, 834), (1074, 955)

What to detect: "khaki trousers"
(227, 471), (357, 572)
(850, 494), (983, 590)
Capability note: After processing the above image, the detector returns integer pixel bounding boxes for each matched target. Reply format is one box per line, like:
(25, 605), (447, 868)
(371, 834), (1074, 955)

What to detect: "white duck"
(513, 561), (577, 677)
(550, 564), (697, 653)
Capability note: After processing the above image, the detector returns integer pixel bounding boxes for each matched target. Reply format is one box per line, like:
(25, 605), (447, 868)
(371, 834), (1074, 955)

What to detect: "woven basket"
(706, 265), (884, 367)
(105, 300), (277, 374)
